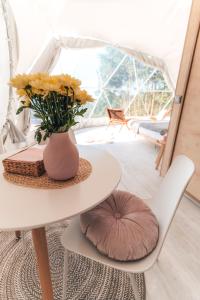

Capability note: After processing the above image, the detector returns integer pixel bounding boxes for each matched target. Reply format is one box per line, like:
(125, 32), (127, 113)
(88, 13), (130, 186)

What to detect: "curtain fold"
(0, 0), (25, 154)
(17, 37), (61, 134)
(0, 118), (25, 153)
(58, 36), (174, 90)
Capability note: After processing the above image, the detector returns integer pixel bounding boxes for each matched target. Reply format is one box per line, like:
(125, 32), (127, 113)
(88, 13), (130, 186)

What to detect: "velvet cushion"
(80, 190), (159, 261)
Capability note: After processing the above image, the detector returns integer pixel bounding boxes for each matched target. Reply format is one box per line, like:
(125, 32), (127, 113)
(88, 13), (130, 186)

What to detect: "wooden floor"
(76, 126), (200, 300)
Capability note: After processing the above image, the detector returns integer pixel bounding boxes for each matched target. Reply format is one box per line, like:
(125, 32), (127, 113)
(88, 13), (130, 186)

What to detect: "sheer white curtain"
(17, 38), (61, 134)
(0, 0), (25, 153)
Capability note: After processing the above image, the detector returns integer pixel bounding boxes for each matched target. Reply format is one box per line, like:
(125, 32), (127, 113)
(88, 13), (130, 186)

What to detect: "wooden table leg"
(32, 227), (54, 300)
(15, 230), (21, 239)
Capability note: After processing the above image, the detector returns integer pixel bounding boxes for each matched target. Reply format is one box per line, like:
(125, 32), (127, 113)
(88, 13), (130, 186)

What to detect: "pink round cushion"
(80, 190), (159, 261)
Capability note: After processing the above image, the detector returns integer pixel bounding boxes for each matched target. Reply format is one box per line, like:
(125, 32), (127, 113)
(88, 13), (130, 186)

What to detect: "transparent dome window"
(32, 46), (173, 125)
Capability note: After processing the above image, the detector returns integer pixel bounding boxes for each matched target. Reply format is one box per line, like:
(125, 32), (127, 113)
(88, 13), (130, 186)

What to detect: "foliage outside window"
(32, 46), (172, 124)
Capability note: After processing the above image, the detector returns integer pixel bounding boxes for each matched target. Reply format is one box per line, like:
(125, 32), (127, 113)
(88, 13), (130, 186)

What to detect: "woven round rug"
(3, 158), (92, 189)
(0, 223), (146, 300)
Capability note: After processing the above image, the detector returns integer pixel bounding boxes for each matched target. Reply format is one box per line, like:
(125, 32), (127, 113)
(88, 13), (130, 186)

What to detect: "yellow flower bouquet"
(10, 73), (93, 143)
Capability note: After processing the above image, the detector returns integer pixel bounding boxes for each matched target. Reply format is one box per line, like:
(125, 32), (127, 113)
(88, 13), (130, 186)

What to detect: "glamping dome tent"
(0, 0), (192, 152)
(2, 1), (200, 300)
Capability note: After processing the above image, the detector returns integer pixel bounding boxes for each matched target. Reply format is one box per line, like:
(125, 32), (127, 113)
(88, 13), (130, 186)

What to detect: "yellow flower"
(16, 88), (27, 97)
(29, 76), (62, 93)
(31, 88), (47, 96)
(54, 74), (81, 89)
(29, 73), (49, 82)
(10, 73), (50, 90)
(10, 73), (94, 105)
(75, 89), (94, 104)
(56, 86), (71, 96)
(30, 80), (48, 91)
(9, 74), (30, 89)
(10, 73), (82, 96)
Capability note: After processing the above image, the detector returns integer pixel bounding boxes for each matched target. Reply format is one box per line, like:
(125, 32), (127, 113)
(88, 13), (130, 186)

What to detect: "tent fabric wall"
(0, 0), (10, 133)
(0, 0), (25, 153)
(9, 0), (192, 87)
(17, 38), (61, 134)
(58, 36), (174, 89)
(0, 0), (192, 151)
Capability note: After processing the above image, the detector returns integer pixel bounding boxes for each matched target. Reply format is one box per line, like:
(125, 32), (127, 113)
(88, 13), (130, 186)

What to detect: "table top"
(0, 145), (121, 231)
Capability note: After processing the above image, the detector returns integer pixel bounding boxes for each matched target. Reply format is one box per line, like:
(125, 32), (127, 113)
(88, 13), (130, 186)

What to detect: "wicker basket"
(2, 148), (45, 177)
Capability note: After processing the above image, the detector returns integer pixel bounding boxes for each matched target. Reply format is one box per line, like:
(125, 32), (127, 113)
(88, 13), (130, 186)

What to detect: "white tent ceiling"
(9, 0), (192, 87)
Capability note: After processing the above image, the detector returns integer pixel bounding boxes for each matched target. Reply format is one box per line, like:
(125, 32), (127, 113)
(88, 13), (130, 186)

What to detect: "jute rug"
(0, 223), (145, 300)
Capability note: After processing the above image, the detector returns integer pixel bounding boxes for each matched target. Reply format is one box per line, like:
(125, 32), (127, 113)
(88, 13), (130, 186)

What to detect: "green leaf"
(35, 130), (42, 144)
(57, 124), (69, 133)
(70, 121), (78, 127)
(43, 132), (50, 140)
(76, 108), (88, 116)
(16, 106), (25, 115)
(33, 113), (42, 119)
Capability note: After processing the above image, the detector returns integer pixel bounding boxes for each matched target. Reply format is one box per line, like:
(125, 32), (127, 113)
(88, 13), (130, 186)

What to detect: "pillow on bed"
(80, 190), (159, 261)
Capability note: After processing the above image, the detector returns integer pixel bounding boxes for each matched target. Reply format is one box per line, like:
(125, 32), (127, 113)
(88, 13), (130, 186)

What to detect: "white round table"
(0, 145), (121, 300)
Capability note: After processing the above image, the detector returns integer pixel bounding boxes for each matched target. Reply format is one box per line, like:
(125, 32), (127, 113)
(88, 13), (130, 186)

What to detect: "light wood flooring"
(76, 126), (200, 300)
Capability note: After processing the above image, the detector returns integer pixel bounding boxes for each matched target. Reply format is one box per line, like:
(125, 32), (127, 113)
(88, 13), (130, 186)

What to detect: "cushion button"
(114, 212), (121, 219)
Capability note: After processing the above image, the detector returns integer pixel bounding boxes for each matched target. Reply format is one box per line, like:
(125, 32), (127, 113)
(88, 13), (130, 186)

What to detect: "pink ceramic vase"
(43, 132), (79, 180)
